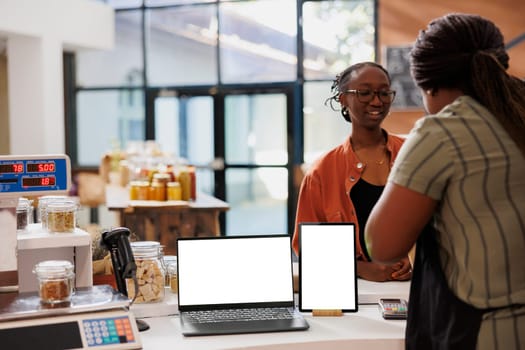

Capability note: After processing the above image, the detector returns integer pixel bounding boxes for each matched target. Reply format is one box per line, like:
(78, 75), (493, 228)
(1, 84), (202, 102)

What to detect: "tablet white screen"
(299, 223), (357, 312)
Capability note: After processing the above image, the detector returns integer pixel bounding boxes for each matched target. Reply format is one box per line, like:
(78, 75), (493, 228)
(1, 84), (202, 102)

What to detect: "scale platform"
(0, 285), (141, 349)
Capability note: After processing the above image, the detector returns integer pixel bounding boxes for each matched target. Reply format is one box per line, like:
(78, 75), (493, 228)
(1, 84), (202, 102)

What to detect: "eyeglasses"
(345, 89), (396, 104)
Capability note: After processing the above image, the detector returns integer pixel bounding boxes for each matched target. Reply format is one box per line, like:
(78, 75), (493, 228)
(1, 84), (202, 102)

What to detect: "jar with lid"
(38, 196), (78, 229)
(166, 260), (178, 293)
(16, 197), (33, 231)
(128, 241), (165, 303)
(162, 255), (178, 287)
(166, 182), (182, 201)
(33, 260), (75, 304)
(45, 201), (77, 233)
(130, 180), (150, 200)
(150, 173), (171, 201)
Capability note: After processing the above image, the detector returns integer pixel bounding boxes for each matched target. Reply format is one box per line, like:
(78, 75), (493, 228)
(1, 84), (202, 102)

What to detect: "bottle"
(178, 168), (191, 201)
(188, 165), (197, 201)
(128, 241), (165, 303)
(33, 260), (75, 304)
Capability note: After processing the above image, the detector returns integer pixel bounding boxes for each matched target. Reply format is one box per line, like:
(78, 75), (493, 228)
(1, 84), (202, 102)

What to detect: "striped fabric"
(390, 96), (525, 349)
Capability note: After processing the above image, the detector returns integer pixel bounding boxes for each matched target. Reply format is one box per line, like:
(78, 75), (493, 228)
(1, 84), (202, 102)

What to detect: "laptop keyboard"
(185, 307), (298, 323)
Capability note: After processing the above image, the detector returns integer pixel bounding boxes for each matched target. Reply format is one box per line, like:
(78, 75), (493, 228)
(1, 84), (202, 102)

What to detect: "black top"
(350, 178), (384, 261)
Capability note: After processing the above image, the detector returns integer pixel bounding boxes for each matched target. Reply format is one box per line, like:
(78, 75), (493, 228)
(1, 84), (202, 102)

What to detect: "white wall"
(0, 0), (114, 155)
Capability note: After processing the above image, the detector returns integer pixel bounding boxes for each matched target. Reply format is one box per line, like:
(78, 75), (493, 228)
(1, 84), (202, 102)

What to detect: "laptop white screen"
(178, 236), (294, 307)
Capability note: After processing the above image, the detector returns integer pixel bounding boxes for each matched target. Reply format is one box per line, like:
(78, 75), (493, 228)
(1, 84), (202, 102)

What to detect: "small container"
(127, 241), (165, 303)
(37, 196), (78, 229)
(162, 255), (178, 286)
(167, 260), (178, 294)
(16, 197), (33, 231)
(167, 182), (182, 201)
(45, 201), (77, 233)
(33, 260), (75, 304)
(149, 180), (166, 201)
(131, 181), (150, 200)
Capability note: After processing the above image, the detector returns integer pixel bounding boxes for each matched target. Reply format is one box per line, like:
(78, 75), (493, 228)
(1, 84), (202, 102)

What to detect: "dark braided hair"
(325, 62), (392, 123)
(410, 13), (525, 157)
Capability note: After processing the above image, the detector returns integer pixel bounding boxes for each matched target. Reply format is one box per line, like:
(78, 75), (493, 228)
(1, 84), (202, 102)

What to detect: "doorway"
(149, 85), (297, 236)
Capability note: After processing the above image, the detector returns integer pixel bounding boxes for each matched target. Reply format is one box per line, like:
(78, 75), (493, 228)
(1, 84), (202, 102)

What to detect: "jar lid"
(131, 241), (162, 258)
(17, 197), (32, 210)
(130, 180), (150, 187)
(153, 173), (171, 181)
(45, 201), (77, 212)
(33, 260), (74, 278)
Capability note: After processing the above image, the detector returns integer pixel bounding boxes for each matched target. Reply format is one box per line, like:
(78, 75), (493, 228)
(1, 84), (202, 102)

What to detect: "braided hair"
(325, 62), (392, 123)
(410, 13), (525, 157)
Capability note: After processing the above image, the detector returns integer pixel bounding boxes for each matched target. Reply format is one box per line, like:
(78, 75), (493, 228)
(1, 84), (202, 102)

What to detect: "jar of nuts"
(45, 201), (77, 233)
(128, 241), (165, 303)
(33, 260), (75, 304)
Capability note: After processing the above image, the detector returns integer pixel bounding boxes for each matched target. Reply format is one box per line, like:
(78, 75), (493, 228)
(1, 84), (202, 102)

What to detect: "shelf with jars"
(101, 142), (229, 255)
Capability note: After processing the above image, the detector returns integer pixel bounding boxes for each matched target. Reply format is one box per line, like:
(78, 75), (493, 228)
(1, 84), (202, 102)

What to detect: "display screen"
(27, 162), (56, 173)
(0, 163), (24, 174)
(22, 176), (56, 187)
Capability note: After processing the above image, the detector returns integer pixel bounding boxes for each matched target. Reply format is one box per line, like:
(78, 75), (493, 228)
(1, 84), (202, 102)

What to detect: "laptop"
(177, 235), (309, 336)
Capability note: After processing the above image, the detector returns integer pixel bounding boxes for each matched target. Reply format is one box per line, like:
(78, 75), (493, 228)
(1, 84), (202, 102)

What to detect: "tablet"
(298, 223), (358, 312)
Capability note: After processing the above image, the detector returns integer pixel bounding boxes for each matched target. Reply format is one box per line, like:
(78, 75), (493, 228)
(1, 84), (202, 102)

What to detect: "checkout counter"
(133, 277), (409, 350)
(0, 155), (409, 349)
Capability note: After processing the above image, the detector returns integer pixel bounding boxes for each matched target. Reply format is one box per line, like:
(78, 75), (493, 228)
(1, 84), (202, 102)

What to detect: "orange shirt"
(292, 131), (405, 260)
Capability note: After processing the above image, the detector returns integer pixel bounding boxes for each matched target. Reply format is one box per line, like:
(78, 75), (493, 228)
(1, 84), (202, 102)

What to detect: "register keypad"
(82, 316), (135, 346)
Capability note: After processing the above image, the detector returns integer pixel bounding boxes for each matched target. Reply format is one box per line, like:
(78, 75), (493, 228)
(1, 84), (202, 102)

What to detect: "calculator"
(378, 298), (408, 320)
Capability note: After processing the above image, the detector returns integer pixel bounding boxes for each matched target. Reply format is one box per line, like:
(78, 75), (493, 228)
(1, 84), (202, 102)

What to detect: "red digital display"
(0, 163), (24, 174)
(22, 176), (56, 187)
(27, 162), (56, 173)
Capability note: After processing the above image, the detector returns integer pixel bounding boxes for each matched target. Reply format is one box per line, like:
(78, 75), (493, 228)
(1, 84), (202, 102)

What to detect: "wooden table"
(105, 185), (229, 255)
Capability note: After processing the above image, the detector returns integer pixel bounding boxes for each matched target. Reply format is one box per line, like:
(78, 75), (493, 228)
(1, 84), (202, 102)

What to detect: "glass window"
(225, 94), (287, 165)
(146, 6), (218, 86)
(103, 0), (143, 9)
(76, 89), (145, 166)
(145, 0), (215, 5)
(155, 95), (214, 194)
(302, 0), (375, 80)
(226, 168), (287, 235)
(76, 11), (144, 87)
(155, 95), (214, 166)
(303, 81), (349, 165)
(219, 0), (297, 83)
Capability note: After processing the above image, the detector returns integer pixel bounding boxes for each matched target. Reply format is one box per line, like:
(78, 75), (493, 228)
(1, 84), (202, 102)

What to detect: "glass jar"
(128, 241), (165, 303)
(16, 197), (33, 231)
(132, 181), (150, 200)
(167, 260), (178, 294)
(166, 182), (182, 201)
(162, 255), (178, 287)
(37, 196), (78, 229)
(33, 260), (75, 304)
(45, 201), (77, 233)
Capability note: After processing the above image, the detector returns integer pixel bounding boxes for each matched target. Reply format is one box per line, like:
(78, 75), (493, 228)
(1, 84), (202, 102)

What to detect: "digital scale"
(0, 155), (142, 349)
(0, 285), (141, 350)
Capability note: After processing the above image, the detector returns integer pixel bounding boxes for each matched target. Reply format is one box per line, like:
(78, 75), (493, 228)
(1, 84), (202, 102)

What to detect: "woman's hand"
(357, 258), (412, 282)
(390, 256), (412, 281)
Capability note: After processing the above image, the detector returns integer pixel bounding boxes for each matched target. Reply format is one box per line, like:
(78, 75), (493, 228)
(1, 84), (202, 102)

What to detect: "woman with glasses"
(292, 61), (412, 282)
(365, 14), (525, 349)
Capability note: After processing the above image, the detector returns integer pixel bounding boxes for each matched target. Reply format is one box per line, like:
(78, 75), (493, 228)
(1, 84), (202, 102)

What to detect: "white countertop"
(133, 279), (410, 350)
